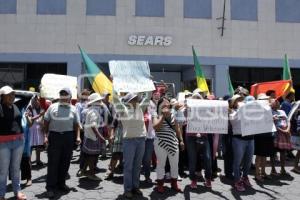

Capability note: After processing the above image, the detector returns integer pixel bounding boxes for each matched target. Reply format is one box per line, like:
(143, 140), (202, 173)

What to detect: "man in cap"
(44, 88), (81, 198)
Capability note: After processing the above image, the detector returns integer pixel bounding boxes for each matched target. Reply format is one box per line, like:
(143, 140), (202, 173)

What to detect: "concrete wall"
(0, 0), (299, 59)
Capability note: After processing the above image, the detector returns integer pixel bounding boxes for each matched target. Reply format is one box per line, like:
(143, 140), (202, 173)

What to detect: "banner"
(109, 61), (155, 93)
(231, 101), (276, 136)
(40, 74), (77, 99)
(186, 100), (228, 134)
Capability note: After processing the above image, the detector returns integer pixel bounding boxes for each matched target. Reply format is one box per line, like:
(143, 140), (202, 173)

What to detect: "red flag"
(250, 80), (292, 98)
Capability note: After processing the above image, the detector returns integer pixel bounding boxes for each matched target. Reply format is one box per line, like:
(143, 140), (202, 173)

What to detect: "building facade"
(1, 0), (300, 97)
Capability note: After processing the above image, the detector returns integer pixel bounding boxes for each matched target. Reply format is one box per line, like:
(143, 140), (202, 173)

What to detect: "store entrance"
(230, 67), (300, 100)
(0, 63), (67, 91)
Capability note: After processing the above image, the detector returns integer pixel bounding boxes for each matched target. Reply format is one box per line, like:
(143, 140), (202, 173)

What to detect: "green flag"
(78, 46), (113, 96)
(283, 54), (292, 80)
(228, 71), (234, 96)
(192, 46), (210, 94)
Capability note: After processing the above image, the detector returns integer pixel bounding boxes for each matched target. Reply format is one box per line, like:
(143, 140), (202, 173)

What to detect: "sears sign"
(128, 35), (172, 47)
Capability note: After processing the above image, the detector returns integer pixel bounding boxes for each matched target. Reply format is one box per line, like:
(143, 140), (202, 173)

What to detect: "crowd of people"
(0, 84), (300, 200)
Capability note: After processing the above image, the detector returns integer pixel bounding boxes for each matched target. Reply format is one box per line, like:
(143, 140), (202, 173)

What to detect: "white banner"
(187, 99), (228, 134)
(40, 74), (77, 99)
(109, 60), (155, 93)
(231, 101), (276, 136)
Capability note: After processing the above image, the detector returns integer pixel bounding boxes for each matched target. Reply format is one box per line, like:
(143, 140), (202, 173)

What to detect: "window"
(37, 0), (66, 15)
(86, 0), (116, 16)
(135, 0), (164, 17)
(276, 0), (300, 23)
(231, 0), (257, 21)
(184, 0), (212, 19)
(0, 0), (16, 14)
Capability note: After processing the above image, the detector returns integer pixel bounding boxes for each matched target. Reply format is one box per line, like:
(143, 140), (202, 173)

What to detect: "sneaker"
(190, 180), (197, 189)
(177, 175), (182, 181)
(234, 181), (245, 192)
(204, 179), (212, 188)
(132, 188), (143, 196)
(87, 174), (102, 181)
(124, 191), (133, 199)
(241, 177), (252, 187)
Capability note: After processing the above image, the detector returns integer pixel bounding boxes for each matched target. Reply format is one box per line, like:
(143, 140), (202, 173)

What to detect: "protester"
(272, 99), (292, 175)
(231, 94), (255, 192)
(78, 93), (106, 181)
(281, 92), (295, 115)
(142, 102), (156, 184)
(186, 93), (213, 189)
(105, 119), (123, 180)
(113, 91), (150, 199)
(254, 94), (275, 182)
(44, 88), (81, 198)
(291, 102), (300, 173)
(222, 95), (234, 180)
(153, 97), (184, 193)
(0, 86), (26, 200)
(25, 95), (45, 167)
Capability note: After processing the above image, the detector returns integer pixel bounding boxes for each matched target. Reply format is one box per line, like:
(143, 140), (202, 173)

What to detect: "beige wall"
(0, 0), (299, 59)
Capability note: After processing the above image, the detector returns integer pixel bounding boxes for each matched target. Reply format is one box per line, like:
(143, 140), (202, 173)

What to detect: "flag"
(192, 46), (210, 94)
(250, 80), (292, 98)
(283, 54), (292, 80)
(79, 46), (113, 96)
(228, 71), (234, 96)
(282, 54), (295, 93)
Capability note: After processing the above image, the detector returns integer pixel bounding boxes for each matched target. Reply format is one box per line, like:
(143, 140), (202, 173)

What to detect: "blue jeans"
(232, 137), (254, 182)
(0, 138), (24, 197)
(186, 136), (212, 180)
(142, 138), (154, 179)
(123, 137), (145, 192)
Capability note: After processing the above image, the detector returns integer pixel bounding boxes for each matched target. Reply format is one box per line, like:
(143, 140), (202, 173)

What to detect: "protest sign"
(40, 74), (77, 99)
(231, 101), (276, 136)
(186, 99), (228, 134)
(109, 61), (155, 93)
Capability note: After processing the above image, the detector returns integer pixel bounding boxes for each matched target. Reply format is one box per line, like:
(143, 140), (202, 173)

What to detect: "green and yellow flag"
(283, 54), (292, 80)
(192, 46), (210, 94)
(282, 54), (295, 93)
(79, 46), (113, 96)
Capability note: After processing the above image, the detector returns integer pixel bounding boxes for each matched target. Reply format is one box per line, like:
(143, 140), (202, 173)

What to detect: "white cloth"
(154, 138), (179, 180)
(84, 106), (102, 141)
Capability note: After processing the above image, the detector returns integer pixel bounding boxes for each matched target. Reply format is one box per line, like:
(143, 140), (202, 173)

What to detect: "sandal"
(16, 192), (27, 200)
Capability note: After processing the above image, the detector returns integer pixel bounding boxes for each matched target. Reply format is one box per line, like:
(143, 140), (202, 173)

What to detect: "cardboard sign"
(109, 61), (155, 93)
(187, 99), (228, 134)
(40, 74), (77, 99)
(231, 101), (276, 136)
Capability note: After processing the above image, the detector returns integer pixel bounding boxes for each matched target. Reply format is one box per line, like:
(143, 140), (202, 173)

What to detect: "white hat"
(121, 93), (138, 103)
(192, 92), (203, 99)
(257, 93), (269, 100)
(87, 93), (104, 105)
(0, 86), (14, 95)
(170, 98), (178, 106)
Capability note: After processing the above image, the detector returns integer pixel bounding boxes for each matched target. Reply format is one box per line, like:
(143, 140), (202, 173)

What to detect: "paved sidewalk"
(4, 151), (300, 200)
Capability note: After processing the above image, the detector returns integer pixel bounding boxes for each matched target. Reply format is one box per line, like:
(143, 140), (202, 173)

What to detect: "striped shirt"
(154, 113), (178, 156)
